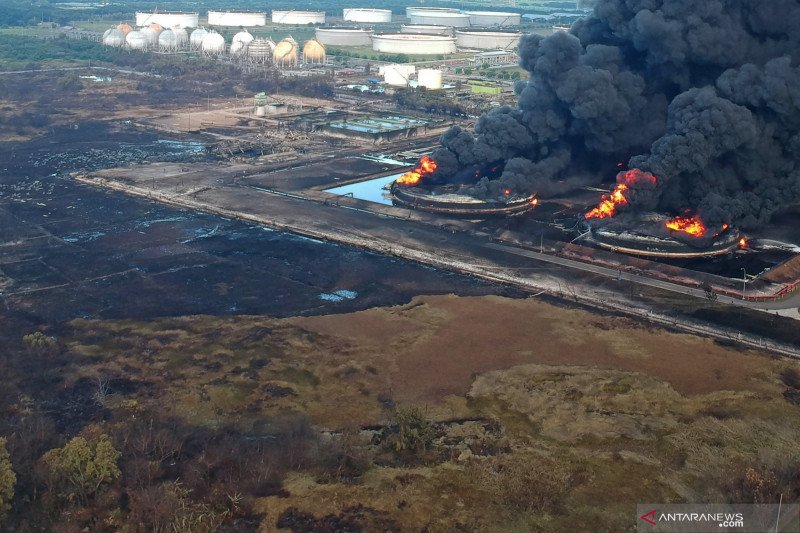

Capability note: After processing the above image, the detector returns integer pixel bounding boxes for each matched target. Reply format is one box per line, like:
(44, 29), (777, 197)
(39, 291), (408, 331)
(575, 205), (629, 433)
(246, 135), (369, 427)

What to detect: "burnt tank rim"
(390, 181), (536, 217)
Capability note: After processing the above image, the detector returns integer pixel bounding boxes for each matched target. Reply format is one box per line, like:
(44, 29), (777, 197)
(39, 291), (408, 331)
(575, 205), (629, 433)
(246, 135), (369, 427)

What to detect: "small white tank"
(417, 68), (443, 90)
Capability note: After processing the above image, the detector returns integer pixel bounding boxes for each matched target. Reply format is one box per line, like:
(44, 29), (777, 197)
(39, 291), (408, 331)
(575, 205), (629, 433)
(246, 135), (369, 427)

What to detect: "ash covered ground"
(0, 122), (513, 335)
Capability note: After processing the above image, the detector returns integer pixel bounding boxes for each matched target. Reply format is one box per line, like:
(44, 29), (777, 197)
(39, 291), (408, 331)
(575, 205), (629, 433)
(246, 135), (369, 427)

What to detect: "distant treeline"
(0, 35), (126, 67)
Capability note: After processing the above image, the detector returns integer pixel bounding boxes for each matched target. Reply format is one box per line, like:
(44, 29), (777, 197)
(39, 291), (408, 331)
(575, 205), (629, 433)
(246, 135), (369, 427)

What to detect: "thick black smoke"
(432, 0), (800, 228)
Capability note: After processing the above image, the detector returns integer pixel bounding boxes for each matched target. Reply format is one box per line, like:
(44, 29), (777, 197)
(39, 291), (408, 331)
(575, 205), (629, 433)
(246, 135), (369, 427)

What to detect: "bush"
(781, 367), (800, 389)
(40, 432), (120, 504)
(383, 407), (435, 461)
(0, 438), (15, 522)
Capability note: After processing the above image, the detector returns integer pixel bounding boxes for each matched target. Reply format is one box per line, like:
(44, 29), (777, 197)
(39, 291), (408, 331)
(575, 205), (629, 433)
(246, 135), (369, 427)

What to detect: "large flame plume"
(664, 215), (708, 237)
(396, 156), (437, 187)
(585, 169), (657, 219)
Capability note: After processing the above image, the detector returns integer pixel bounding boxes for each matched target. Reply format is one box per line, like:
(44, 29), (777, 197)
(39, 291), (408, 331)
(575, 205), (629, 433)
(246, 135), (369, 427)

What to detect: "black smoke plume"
(432, 0), (800, 228)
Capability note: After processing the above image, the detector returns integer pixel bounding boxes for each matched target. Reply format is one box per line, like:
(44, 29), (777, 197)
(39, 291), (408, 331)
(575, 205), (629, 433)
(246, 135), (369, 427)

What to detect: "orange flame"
(665, 215), (708, 237)
(530, 197), (539, 207)
(585, 169), (657, 219)
(739, 237), (748, 249)
(396, 156), (437, 187)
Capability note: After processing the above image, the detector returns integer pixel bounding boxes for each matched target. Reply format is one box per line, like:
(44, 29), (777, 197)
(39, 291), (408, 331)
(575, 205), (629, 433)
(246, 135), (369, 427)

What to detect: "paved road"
(484, 242), (800, 317)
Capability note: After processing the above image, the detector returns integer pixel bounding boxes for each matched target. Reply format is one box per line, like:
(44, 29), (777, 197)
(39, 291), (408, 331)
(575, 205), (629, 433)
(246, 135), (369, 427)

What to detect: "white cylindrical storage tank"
(201, 31), (226, 55)
(408, 11), (471, 28)
(417, 68), (443, 90)
(372, 34), (457, 55)
(190, 27), (208, 49)
(463, 11), (521, 27)
(400, 25), (452, 36)
(248, 38), (274, 62)
(126, 30), (147, 50)
(271, 10), (326, 25)
(380, 64), (415, 87)
(455, 30), (521, 50)
(103, 28), (125, 47)
(135, 12), (198, 28)
(273, 38), (298, 66)
(207, 11), (267, 27)
(406, 7), (460, 17)
(315, 27), (373, 47)
(342, 8), (392, 23)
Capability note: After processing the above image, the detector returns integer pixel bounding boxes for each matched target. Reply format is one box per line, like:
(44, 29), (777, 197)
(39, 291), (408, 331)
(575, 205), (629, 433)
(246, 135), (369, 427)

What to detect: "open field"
(32, 293), (800, 530)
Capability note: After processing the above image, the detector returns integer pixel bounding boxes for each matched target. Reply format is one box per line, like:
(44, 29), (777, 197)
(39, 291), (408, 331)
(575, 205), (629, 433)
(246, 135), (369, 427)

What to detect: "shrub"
(0, 438), (15, 522)
(781, 367), (800, 389)
(40, 432), (120, 504)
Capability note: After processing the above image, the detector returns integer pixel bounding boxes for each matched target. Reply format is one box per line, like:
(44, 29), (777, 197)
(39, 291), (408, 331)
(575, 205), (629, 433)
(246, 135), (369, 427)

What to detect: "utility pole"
(741, 267), (747, 300)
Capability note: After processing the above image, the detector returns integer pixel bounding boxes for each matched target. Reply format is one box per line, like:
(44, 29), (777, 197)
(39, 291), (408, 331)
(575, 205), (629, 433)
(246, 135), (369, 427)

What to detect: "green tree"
(385, 407), (435, 458)
(0, 438), (15, 522)
(41, 433), (120, 504)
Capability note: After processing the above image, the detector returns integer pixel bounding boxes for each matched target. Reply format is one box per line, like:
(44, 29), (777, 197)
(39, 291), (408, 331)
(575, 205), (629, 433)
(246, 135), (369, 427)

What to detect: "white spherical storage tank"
(158, 29), (180, 50)
(125, 31), (148, 50)
(231, 30), (254, 56)
(135, 12), (198, 29)
(140, 25), (162, 47)
(271, 11), (326, 25)
(207, 11), (267, 27)
(248, 38), (275, 62)
(273, 38), (298, 66)
(406, 7), (460, 17)
(408, 11), (471, 28)
(372, 34), (457, 55)
(190, 27), (208, 49)
(201, 31), (226, 55)
(380, 64), (415, 87)
(315, 28), (372, 47)
(343, 8), (392, 23)
(103, 28), (125, 47)
(400, 25), (452, 36)
(463, 11), (521, 27)
(417, 68), (443, 90)
(455, 30), (521, 50)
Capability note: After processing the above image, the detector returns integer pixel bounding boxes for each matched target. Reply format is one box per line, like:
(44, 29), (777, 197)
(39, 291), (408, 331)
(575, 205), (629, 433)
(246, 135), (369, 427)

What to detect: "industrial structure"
(372, 34), (457, 55)
(273, 36), (299, 66)
(417, 69), (444, 90)
(408, 11), (471, 28)
(463, 11), (521, 27)
(391, 183), (538, 217)
(271, 10), (326, 25)
(455, 30), (521, 50)
(343, 8), (392, 23)
(400, 25), (453, 36)
(380, 64), (416, 86)
(207, 11), (267, 27)
(134, 11), (198, 28)
(315, 27), (373, 47)
(302, 39), (326, 64)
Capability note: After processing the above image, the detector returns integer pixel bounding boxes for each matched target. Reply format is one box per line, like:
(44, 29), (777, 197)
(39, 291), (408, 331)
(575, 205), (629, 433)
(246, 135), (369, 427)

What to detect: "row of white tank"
(316, 27), (521, 54)
(103, 24), (326, 65)
(379, 64), (444, 89)
(130, 9), (521, 28)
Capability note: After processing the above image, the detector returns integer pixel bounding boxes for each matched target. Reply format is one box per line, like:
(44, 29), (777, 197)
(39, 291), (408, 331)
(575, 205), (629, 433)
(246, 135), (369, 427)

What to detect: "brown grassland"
(12, 293), (794, 531)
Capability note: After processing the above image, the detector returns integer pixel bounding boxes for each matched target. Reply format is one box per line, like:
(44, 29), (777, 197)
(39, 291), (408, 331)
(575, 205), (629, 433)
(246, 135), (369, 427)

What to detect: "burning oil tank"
(391, 183), (537, 217)
(588, 213), (744, 258)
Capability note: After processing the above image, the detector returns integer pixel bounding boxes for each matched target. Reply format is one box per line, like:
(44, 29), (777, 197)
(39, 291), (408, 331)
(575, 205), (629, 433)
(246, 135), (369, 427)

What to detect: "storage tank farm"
(207, 11), (267, 27)
(271, 10), (326, 25)
(135, 11), (198, 28)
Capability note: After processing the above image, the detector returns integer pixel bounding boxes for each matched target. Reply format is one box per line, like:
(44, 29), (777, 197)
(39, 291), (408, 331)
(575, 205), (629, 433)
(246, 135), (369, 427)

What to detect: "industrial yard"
(1, 1), (800, 532)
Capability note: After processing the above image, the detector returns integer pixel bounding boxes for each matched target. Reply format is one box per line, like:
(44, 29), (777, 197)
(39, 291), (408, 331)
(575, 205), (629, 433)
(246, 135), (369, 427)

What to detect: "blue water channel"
(324, 173), (404, 205)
